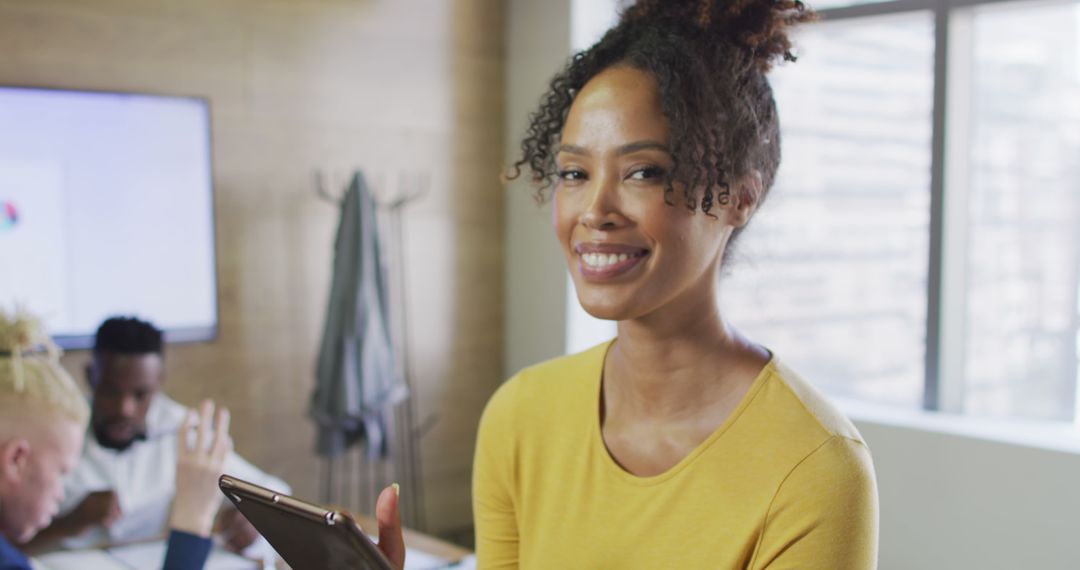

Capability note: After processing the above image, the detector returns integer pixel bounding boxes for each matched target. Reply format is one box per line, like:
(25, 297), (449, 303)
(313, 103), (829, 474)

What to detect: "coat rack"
(313, 167), (431, 531)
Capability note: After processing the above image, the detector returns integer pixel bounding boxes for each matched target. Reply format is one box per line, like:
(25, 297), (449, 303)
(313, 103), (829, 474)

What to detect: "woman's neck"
(606, 296), (768, 421)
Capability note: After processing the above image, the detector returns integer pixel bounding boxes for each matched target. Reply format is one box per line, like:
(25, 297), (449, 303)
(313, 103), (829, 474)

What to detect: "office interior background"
(1, 0), (1078, 568)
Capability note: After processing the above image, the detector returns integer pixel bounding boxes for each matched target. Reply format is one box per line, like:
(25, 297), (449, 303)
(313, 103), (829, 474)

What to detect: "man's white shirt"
(58, 393), (291, 549)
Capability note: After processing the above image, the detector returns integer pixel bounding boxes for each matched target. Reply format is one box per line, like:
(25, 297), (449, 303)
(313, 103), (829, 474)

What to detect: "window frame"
(820, 0), (1080, 424)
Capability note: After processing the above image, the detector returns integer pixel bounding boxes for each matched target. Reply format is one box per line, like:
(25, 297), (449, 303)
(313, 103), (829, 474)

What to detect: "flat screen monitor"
(0, 86), (218, 349)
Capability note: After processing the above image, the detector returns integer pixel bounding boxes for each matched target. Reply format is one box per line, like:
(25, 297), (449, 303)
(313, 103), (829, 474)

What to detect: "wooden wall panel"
(0, 0), (505, 539)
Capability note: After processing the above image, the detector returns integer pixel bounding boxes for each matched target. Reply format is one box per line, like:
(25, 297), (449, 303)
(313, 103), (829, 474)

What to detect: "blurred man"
(26, 317), (290, 554)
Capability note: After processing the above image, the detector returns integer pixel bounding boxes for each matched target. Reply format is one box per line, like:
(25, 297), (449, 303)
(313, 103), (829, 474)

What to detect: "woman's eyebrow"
(616, 140), (670, 155)
(556, 140), (671, 156)
(557, 143), (589, 156)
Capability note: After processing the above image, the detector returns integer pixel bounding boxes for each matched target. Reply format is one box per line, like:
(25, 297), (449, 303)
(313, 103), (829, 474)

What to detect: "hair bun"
(0, 308), (54, 355)
(620, 0), (817, 71)
(0, 307), (86, 423)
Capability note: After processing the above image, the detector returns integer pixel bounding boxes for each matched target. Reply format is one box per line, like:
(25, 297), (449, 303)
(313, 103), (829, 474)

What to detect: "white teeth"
(582, 252), (634, 269)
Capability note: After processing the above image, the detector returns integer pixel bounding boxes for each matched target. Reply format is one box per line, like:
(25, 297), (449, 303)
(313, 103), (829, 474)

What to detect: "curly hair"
(94, 316), (163, 356)
(510, 0), (815, 224)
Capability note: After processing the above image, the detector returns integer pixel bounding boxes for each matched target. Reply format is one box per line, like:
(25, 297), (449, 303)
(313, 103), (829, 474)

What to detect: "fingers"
(185, 400), (231, 465)
(375, 484), (405, 570)
(170, 400), (238, 540)
(104, 507), (122, 527)
(216, 507), (258, 553)
(211, 407), (232, 463)
(178, 409), (196, 455)
(107, 491), (122, 522)
(195, 399), (213, 453)
(102, 491), (123, 527)
(225, 535), (246, 554)
(226, 520), (259, 553)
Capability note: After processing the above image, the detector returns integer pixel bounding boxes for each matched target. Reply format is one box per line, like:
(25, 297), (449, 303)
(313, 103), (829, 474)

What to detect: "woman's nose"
(579, 175), (627, 231)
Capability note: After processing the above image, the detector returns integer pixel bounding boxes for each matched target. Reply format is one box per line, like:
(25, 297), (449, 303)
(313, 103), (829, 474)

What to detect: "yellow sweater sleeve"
(750, 436), (879, 569)
(472, 380), (520, 568)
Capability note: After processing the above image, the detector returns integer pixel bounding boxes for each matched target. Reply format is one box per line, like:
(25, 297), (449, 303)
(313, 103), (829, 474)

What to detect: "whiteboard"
(0, 86), (217, 348)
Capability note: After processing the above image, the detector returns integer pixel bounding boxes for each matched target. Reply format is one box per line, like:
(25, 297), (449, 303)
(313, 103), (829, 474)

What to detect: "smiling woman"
(552, 65), (751, 323)
(476, 0), (879, 568)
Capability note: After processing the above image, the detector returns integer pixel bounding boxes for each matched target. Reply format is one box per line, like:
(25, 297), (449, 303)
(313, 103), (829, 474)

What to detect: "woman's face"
(0, 420), (83, 543)
(554, 65), (743, 322)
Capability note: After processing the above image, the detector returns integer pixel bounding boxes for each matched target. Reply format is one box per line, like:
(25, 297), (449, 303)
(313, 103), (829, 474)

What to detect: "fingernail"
(391, 483), (400, 497)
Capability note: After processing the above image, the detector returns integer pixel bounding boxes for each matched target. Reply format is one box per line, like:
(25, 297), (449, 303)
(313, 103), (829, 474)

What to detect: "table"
(352, 514), (472, 564)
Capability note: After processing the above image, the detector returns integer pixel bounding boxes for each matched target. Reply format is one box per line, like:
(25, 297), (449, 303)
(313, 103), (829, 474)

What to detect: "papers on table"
(34, 537), (467, 569)
(32, 539), (259, 570)
(403, 547), (449, 570)
(31, 549), (122, 570)
(109, 541), (256, 569)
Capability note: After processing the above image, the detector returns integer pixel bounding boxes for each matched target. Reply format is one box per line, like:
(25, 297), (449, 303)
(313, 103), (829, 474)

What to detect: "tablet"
(218, 474), (394, 570)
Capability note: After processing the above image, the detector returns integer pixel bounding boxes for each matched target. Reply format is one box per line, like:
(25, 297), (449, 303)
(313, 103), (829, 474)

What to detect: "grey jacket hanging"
(310, 172), (407, 458)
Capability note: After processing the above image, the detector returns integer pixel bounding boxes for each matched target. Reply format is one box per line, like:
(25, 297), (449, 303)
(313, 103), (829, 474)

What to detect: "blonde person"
(472, 0), (879, 568)
(0, 308), (230, 570)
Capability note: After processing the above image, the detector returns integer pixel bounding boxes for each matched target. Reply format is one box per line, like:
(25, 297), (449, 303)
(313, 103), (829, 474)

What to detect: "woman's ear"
(725, 170), (763, 228)
(0, 438), (32, 487)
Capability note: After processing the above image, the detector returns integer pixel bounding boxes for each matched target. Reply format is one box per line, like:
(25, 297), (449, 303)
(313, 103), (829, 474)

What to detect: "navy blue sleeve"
(0, 535), (32, 570)
(0, 559), (30, 570)
(162, 530), (213, 570)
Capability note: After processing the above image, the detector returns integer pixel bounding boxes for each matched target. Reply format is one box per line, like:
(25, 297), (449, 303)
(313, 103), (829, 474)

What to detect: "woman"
(474, 0), (878, 568)
(0, 309), (234, 570)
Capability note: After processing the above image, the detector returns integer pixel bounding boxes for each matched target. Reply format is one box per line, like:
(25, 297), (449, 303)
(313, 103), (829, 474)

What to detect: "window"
(723, 13), (935, 408)
(951, 0), (1080, 421)
(566, 0), (1080, 429)
(739, 0), (1080, 424)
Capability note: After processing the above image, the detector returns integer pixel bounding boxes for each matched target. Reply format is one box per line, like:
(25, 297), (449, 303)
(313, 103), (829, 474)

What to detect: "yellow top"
(473, 341), (878, 569)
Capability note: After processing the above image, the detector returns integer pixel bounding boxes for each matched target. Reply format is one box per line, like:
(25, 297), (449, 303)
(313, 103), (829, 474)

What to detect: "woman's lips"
(577, 249), (649, 280)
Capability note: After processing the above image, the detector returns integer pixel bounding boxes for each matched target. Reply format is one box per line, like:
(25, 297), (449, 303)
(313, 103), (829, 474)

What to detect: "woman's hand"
(169, 399), (232, 538)
(375, 483), (405, 569)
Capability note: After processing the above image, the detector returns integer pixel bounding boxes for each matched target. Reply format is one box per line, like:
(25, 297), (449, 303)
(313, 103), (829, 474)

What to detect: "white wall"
(502, 0), (573, 378)
(855, 417), (1080, 569)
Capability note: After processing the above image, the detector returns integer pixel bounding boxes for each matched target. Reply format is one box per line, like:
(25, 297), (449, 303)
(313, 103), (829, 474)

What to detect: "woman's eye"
(558, 169), (587, 182)
(628, 166), (665, 181)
